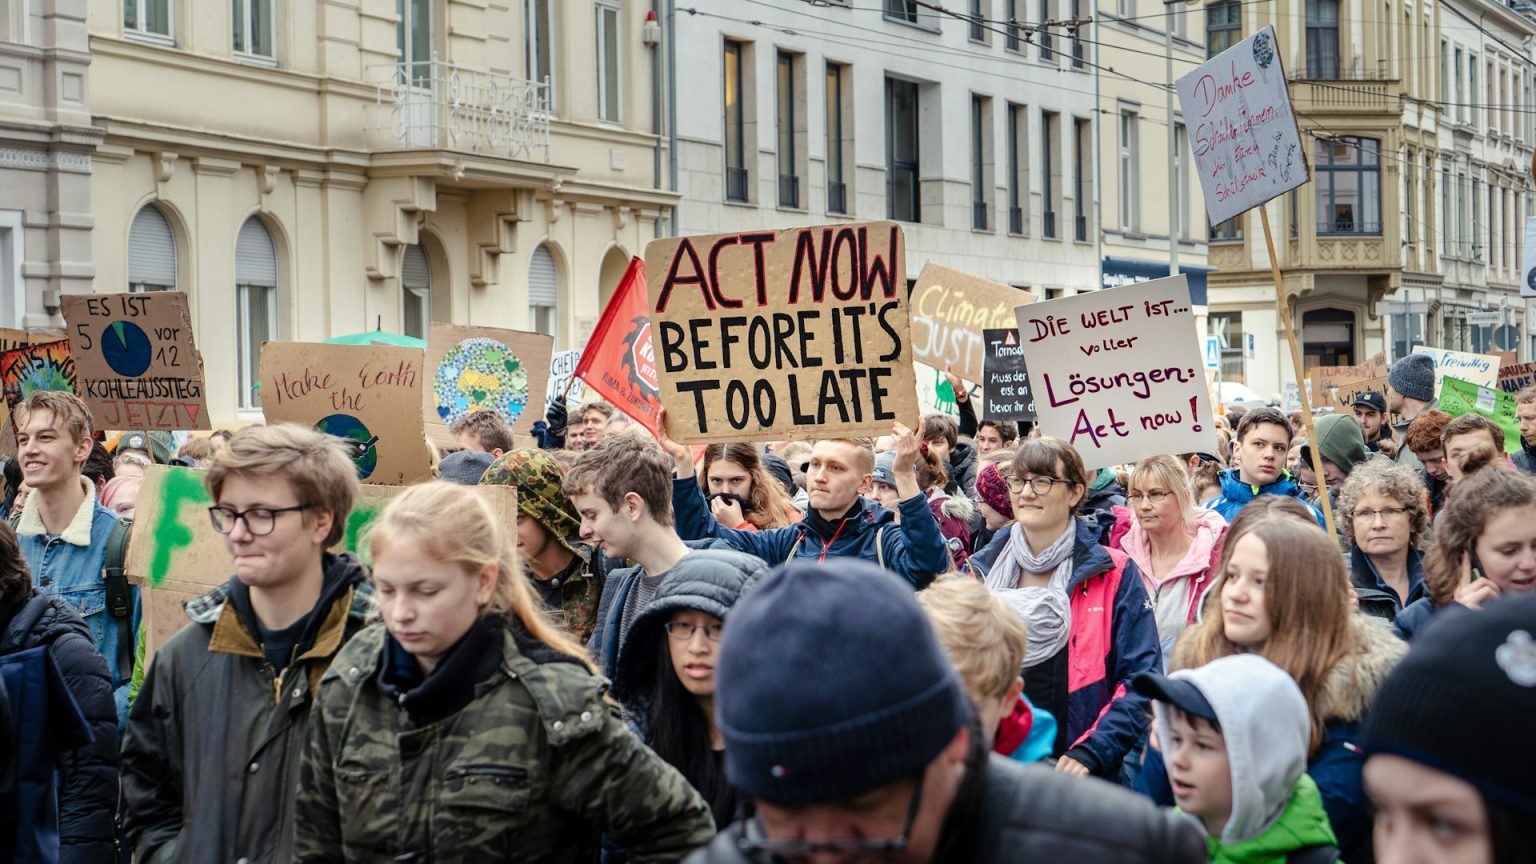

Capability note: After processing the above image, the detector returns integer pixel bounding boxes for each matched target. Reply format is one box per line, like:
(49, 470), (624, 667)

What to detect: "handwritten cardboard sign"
(1439, 377), (1521, 455)
(1412, 346), (1501, 394)
(1, 339), (75, 416)
(126, 465), (518, 659)
(548, 349), (587, 408)
(260, 342), (432, 485)
(646, 221), (919, 443)
(61, 292), (209, 431)
(1016, 275), (1213, 469)
(1310, 361), (1387, 410)
(423, 323), (553, 447)
(1325, 375), (1390, 414)
(1177, 24), (1310, 226)
(981, 328), (1036, 422)
(1497, 362), (1536, 394)
(910, 263), (1032, 385)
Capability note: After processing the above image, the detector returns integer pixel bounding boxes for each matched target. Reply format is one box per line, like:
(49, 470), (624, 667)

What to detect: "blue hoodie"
(1202, 469), (1326, 530)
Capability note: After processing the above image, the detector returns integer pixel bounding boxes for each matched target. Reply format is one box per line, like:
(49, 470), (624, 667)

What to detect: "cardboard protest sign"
(646, 222), (919, 443)
(574, 256), (664, 435)
(126, 465), (518, 659)
(1412, 346), (1501, 393)
(981, 328), (1035, 422)
(910, 263), (1032, 385)
(260, 342), (432, 485)
(1325, 375), (1389, 413)
(61, 292), (209, 431)
(1, 339), (75, 416)
(1016, 275), (1213, 469)
(1498, 362), (1536, 394)
(1439, 377), (1521, 455)
(1310, 362), (1388, 410)
(1177, 25), (1310, 226)
(548, 349), (587, 407)
(0, 329), (42, 456)
(423, 323), (553, 446)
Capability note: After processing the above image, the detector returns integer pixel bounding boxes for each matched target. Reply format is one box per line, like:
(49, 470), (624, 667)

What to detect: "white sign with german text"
(1411, 346), (1501, 394)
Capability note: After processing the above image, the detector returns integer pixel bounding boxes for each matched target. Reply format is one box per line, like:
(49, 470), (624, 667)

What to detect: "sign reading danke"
(646, 221), (919, 443)
(1177, 24), (1310, 226)
(1016, 275), (1213, 469)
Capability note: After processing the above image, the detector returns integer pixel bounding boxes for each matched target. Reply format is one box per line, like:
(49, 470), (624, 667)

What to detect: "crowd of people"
(2, 347), (1534, 864)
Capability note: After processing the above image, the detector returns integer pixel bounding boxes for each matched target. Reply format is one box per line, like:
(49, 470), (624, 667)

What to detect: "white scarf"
(984, 522), (1076, 664)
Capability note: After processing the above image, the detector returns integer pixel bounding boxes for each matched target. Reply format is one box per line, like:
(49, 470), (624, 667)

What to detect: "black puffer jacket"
(1, 590), (119, 864)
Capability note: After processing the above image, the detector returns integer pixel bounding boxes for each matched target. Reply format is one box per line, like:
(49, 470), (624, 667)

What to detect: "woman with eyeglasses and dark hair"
(967, 438), (1161, 785)
(610, 549), (768, 832)
(1336, 460), (1430, 623)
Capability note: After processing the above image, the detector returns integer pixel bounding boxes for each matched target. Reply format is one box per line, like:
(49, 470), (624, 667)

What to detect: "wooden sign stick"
(1260, 207), (1338, 537)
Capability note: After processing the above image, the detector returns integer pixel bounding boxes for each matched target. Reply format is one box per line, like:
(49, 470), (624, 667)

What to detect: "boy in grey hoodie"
(1133, 655), (1342, 864)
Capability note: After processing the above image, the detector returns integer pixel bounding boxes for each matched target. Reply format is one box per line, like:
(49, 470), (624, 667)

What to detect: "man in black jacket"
(687, 559), (1204, 864)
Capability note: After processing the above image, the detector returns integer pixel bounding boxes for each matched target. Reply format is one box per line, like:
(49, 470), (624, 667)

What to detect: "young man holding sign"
(659, 414), (949, 589)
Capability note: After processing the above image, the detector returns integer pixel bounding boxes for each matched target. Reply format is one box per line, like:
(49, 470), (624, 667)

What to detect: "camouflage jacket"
(295, 620), (716, 864)
(551, 543), (605, 646)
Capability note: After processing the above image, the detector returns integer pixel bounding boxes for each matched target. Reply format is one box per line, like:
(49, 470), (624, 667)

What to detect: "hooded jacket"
(1349, 545), (1428, 622)
(671, 477), (949, 590)
(586, 538), (734, 675)
(1304, 414), (1370, 478)
(927, 489), (974, 570)
(1119, 508), (1228, 657)
(968, 519), (1161, 778)
(1, 590), (118, 864)
(1202, 469), (1327, 530)
(121, 553), (371, 864)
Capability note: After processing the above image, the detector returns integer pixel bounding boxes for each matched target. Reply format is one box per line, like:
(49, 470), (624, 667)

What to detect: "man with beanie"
(687, 559), (1205, 864)
(480, 449), (605, 643)
(1386, 352), (1438, 471)
(1298, 413), (1373, 510)
(435, 449), (494, 485)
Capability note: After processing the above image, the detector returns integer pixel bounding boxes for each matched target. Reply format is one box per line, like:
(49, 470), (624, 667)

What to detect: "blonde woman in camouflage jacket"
(295, 482), (716, 864)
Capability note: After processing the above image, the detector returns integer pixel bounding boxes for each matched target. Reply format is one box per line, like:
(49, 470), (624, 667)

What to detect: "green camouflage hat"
(480, 448), (582, 555)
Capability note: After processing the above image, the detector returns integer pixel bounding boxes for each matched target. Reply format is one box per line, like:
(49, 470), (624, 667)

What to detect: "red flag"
(573, 256), (663, 435)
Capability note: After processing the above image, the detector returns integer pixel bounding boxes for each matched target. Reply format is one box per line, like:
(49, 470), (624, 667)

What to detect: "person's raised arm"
(946, 369), (978, 439)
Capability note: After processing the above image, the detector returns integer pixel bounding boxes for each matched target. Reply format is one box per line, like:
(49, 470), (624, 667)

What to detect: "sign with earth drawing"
(422, 323), (553, 448)
(260, 341), (432, 485)
(1, 339), (76, 421)
(62, 292), (210, 431)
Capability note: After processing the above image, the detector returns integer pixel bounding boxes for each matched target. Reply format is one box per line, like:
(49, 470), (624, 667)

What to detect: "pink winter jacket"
(1117, 507), (1228, 655)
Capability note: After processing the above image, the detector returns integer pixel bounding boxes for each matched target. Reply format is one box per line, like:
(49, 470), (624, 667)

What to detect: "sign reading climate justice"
(1177, 25), (1310, 226)
(1016, 275), (1213, 469)
(62, 292), (209, 430)
(910, 262), (1031, 385)
(646, 221), (919, 443)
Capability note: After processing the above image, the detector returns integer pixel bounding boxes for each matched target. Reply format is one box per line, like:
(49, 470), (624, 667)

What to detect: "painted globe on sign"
(101, 321), (154, 377)
(433, 337), (531, 427)
(315, 413), (378, 480)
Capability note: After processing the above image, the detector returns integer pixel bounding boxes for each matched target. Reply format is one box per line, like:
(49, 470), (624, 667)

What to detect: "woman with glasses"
(611, 549), (767, 832)
(1118, 455), (1228, 665)
(295, 482), (715, 863)
(1337, 461), (1430, 623)
(967, 438), (1160, 785)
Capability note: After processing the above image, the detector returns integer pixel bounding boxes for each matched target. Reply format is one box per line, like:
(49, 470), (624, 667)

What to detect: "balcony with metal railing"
(370, 58), (551, 162)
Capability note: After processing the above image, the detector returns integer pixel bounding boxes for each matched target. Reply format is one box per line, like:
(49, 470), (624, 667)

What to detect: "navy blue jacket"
(670, 478), (950, 590)
(586, 538), (732, 674)
(1201, 469), (1326, 530)
(1350, 546), (1428, 622)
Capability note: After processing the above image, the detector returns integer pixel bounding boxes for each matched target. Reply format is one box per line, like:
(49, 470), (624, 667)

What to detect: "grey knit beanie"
(717, 560), (972, 804)
(1387, 352), (1436, 403)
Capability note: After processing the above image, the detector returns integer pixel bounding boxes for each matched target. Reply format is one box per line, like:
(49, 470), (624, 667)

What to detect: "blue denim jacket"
(17, 480), (141, 727)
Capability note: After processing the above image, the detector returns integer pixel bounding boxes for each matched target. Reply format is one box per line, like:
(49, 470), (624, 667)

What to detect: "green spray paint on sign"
(146, 467), (211, 587)
(343, 501), (388, 561)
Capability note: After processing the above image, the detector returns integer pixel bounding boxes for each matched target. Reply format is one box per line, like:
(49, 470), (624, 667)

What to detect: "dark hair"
(1166, 703), (1223, 737)
(977, 420), (1019, 445)
(83, 442), (115, 489)
(913, 447), (948, 493)
(921, 413), (959, 449)
(0, 521), (33, 605)
(647, 641), (737, 828)
(1442, 413), (1505, 453)
(1011, 437), (1087, 514)
(3, 457), (21, 501)
(1486, 790), (1536, 864)
(1236, 407), (1294, 446)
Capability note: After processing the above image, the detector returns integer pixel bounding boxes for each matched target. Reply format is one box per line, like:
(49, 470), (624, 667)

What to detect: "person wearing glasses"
(966, 438), (1161, 785)
(295, 482), (714, 863)
(686, 558), (1204, 864)
(1337, 461), (1430, 623)
(611, 549), (768, 831)
(122, 424), (371, 864)
(1118, 454), (1228, 666)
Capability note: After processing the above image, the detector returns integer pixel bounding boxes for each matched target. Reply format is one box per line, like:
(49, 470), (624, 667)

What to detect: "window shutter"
(529, 245), (558, 305)
(128, 205), (177, 288)
(235, 218), (277, 287)
(402, 244), (431, 290)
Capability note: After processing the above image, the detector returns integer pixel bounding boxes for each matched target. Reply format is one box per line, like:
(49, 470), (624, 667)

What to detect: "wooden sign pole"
(1259, 206), (1339, 537)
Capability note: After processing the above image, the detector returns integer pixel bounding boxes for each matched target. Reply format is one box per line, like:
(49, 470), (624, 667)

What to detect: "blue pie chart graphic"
(102, 321), (153, 377)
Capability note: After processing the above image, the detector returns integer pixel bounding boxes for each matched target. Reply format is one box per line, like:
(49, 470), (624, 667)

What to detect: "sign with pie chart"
(61, 292), (210, 430)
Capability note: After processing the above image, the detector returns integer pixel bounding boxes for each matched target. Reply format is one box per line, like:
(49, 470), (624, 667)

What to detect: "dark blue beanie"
(716, 560), (973, 805)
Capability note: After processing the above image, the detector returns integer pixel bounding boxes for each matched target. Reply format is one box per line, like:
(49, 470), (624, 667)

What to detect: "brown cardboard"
(0, 328), (39, 457)
(128, 465), (519, 661)
(645, 221), (919, 443)
(1326, 375), (1391, 413)
(910, 262), (1033, 384)
(422, 323), (553, 448)
(260, 342), (432, 485)
(62, 292), (210, 430)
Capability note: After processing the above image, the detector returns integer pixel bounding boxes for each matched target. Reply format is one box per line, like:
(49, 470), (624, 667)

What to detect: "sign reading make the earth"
(62, 292), (210, 430)
(422, 324), (554, 447)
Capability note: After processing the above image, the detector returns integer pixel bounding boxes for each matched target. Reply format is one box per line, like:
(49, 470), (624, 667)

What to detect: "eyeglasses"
(1128, 490), (1174, 504)
(208, 504), (310, 536)
(736, 774), (923, 860)
(1003, 474), (1068, 496)
(1352, 507), (1408, 523)
(664, 620), (724, 642)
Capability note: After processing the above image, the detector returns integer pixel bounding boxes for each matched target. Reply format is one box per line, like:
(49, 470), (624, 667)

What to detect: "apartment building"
(670, 0), (1100, 299)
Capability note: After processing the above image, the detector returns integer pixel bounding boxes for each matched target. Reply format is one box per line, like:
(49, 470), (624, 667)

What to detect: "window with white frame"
(529, 244), (560, 348)
(596, 1), (621, 123)
(1118, 110), (1139, 232)
(397, 0), (432, 86)
(528, 0), (556, 101)
(2, 1), (29, 44)
(128, 204), (177, 292)
(401, 244), (430, 340)
(236, 217), (278, 409)
(124, 0), (171, 38)
(233, 0), (274, 58)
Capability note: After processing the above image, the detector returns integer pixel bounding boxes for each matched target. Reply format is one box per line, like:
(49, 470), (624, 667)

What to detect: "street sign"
(1494, 324), (1521, 352)
(1466, 311), (1503, 326)
(1204, 336), (1221, 370)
